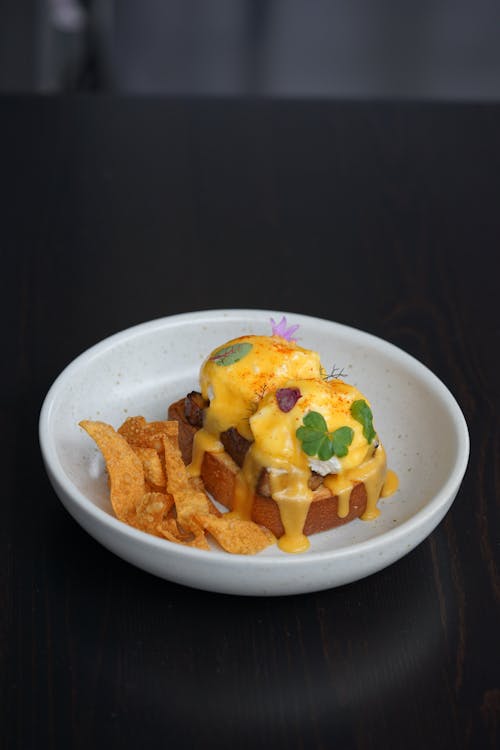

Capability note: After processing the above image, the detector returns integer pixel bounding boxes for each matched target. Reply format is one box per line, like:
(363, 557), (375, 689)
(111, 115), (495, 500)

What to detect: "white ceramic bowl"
(39, 309), (469, 596)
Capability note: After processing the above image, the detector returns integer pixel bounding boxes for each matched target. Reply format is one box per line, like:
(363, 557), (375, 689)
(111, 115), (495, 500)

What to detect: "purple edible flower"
(270, 316), (300, 342)
(276, 387), (302, 413)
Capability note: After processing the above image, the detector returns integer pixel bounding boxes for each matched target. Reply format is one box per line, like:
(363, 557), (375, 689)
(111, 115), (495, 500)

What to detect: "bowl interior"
(42, 310), (468, 557)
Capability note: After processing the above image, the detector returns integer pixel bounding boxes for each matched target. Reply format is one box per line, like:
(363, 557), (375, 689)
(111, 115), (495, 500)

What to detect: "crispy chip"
(82, 415), (278, 555)
(132, 446), (166, 489)
(132, 492), (174, 537)
(158, 517), (210, 550)
(160, 517), (191, 540)
(118, 416), (177, 451)
(190, 475), (222, 517)
(193, 514), (276, 555)
(162, 427), (212, 529)
(187, 518), (211, 550)
(80, 420), (146, 522)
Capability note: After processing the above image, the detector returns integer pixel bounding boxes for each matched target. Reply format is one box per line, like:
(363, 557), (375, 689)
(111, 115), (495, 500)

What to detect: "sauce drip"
(188, 334), (400, 553)
(188, 428), (224, 476)
(190, 434), (398, 552)
(382, 469), (399, 497)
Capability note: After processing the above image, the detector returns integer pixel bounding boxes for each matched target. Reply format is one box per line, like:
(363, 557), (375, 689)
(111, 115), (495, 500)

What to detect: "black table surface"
(2, 95), (499, 750)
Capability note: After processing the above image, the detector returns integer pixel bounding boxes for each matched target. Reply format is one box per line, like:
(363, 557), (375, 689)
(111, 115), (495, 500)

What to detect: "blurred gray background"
(1, 0), (500, 98)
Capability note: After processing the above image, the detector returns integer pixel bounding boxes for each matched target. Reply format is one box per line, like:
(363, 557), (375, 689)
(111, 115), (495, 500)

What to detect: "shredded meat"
(220, 427), (252, 467)
(256, 469), (323, 497)
(308, 473), (323, 490)
(183, 392), (326, 494)
(184, 391), (207, 428)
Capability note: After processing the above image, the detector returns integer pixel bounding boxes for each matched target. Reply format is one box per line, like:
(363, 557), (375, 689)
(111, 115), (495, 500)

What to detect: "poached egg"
(189, 332), (398, 552)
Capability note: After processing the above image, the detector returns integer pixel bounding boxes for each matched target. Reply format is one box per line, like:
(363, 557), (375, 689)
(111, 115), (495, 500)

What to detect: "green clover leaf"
(350, 399), (376, 443)
(331, 426), (355, 458)
(296, 411), (354, 461)
(302, 411), (328, 431)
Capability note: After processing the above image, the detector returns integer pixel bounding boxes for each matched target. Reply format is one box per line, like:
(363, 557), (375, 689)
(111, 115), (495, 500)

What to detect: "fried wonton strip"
(132, 446), (166, 489)
(189, 475), (222, 517)
(162, 425), (212, 529)
(158, 518), (210, 550)
(79, 420), (146, 522)
(193, 514), (276, 555)
(160, 517), (191, 540)
(118, 416), (177, 451)
(132, 492), (174, 537)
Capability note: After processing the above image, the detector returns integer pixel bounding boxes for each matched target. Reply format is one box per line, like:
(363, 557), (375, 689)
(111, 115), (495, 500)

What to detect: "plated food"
(81, 317), (398, 554)
(79, 417), (276, 554)
(40, 309), (469, 593)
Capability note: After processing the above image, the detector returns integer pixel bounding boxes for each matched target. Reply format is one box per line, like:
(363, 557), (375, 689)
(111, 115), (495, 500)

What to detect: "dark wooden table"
(2, 95), (499, 750)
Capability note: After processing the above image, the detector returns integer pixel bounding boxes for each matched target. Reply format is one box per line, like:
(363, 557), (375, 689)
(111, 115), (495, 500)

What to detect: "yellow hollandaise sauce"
(188, 332), (398, 553)
(199, 334), (323, 440)
(381, 469), (399, 497)
(188, 428), (225, 476)
(324, 444), (389, 520)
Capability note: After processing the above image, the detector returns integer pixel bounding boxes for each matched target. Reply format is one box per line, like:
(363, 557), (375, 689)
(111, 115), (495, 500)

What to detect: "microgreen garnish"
(324, 364), (348, 381)
(351, 400), (376, 443)
(276, 387), (301, 413)
(296, 411), (354, 460)
(270, 316), (299, 342)
(210, 342), (253, 366)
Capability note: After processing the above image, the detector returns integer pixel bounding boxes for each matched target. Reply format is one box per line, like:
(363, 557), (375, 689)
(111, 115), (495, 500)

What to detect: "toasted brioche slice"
(167, 398), (367, 537)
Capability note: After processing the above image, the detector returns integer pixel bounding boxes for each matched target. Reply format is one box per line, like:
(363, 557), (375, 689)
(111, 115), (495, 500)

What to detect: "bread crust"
(167, 398), (367, 537)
